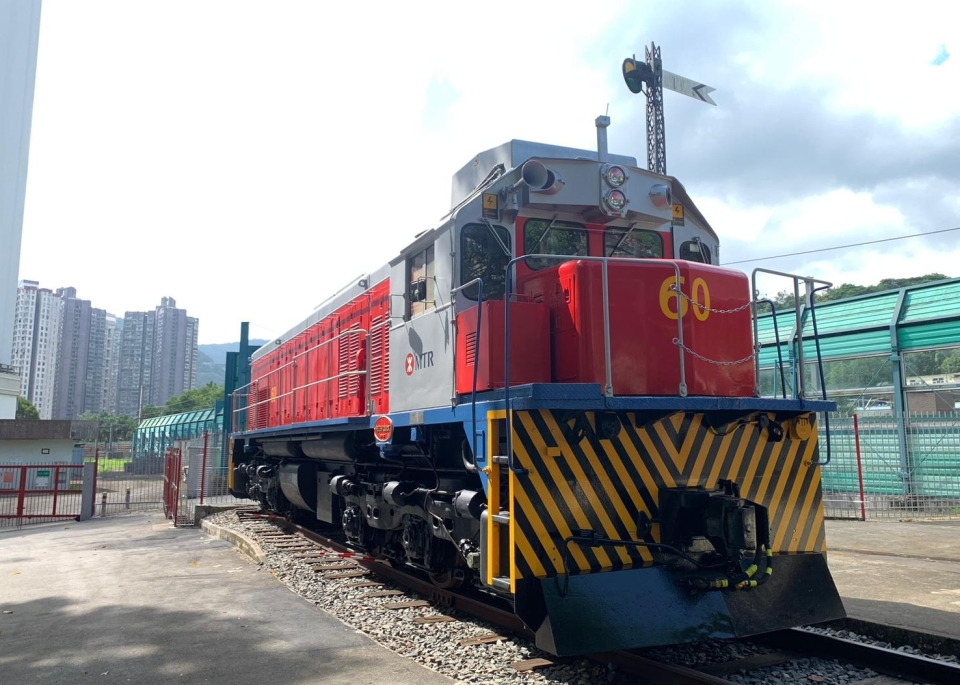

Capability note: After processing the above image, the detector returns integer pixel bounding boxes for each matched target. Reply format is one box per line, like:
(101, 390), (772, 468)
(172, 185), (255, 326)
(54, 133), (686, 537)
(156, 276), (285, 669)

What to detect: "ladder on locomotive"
(486, 413), (514, 593)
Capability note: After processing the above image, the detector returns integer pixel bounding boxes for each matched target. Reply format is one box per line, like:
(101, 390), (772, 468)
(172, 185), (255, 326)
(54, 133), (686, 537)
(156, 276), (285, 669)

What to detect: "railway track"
(231, 509), (960, 685)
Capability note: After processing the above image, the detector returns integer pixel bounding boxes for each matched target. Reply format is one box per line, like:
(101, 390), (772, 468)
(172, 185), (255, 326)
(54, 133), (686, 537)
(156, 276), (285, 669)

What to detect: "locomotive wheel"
(428, 569), (463, 589)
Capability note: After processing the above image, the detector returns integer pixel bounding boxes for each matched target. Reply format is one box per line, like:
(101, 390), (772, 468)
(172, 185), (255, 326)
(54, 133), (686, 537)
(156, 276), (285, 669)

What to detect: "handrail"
(751, 268), (831, 400)
(230, 326), (378, 431)
(450, 278), (485, 472)
(503, 254), (685, 474)
(807, 284), (833, 466)
(753, 299), (787, 399)
(751, 268), (834, 468)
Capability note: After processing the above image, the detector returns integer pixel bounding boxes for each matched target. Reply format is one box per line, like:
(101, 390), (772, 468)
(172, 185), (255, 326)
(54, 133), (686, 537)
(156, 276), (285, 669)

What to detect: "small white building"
(0, 420), (97, 466)
(0, 367), (19, 420)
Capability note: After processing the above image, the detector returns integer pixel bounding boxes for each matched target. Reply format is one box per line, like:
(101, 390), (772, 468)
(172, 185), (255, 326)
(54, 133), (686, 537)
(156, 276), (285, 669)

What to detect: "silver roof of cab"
(451, 140), (637, 209)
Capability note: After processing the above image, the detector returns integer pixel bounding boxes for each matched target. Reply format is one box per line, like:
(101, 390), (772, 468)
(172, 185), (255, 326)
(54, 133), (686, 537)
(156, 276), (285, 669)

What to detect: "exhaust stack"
(596, 115), (610, 163)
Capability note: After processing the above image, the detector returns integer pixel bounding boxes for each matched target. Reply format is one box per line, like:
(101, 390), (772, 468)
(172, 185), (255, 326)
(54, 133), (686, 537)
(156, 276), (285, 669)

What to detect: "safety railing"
(230, 326), (377, 433)
(450, 277), (486, 473)
(751, 268), (834, 466)
(751, 268), (832, 400)
(502, 254), (686, 473)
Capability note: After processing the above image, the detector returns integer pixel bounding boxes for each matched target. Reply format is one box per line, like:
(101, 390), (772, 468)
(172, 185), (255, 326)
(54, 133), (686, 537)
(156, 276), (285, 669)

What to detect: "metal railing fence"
(3, 431), (250, 530)
(71, 431), (252, 526)
(0, 463), (85, 528)
(822, 411), (960, 520)
(162, 431), (253, 526)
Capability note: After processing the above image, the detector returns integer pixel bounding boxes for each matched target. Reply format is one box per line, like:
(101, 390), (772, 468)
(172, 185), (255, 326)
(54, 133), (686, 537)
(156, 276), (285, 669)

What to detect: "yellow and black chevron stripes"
(506, 409), (828, 581)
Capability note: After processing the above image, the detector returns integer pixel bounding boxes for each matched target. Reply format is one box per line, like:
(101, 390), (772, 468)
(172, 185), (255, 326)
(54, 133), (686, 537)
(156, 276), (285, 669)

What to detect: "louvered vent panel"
(465, 332), (477, 366)
(338, 324), (361, 398)
(370, 315), (385, 395)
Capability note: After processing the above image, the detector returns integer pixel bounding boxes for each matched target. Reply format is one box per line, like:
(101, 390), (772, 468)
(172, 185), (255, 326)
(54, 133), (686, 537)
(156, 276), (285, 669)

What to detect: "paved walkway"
(0, 513), (453, 685)
(825, 519), (960, 640)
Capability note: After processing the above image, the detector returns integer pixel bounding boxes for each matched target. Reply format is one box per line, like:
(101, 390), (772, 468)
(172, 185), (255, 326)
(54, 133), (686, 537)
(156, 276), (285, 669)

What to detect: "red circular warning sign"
(373, 415), (393, 443)
(404, 353), (415, 376)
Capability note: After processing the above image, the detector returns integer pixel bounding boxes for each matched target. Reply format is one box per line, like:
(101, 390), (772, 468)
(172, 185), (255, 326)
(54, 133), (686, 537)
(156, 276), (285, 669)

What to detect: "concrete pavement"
(825, 519), (960, 640)
(0, 513), (453, 685)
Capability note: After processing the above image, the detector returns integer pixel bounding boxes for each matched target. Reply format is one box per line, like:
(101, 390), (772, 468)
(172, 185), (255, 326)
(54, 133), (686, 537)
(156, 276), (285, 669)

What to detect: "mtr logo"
(404, 351), (435, 376)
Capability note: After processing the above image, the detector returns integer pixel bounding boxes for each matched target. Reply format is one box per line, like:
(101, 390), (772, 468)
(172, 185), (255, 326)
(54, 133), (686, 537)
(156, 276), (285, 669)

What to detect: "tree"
(16, 396), (39, 420)
(941, 349), (960, 374)
(76, 411), (140, 442)
(140, 405), (164, 420)
(161, 382), (223, 416)
(770, 273), (950, 311)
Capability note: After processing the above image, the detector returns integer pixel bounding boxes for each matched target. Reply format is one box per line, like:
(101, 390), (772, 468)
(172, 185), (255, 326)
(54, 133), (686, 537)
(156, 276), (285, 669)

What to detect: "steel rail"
(239, 512), (531, 636)
(763, 628), (960, 685)
(600, 651), (739, 685)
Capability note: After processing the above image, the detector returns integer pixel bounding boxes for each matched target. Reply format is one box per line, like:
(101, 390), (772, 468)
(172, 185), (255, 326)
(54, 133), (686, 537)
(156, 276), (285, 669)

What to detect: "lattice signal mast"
(623, 42), (717, 175)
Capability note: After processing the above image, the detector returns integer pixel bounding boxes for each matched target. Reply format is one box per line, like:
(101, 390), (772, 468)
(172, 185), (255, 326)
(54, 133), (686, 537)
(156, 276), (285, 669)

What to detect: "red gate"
(162, 448), (183, 521)
(0, 464), (85, 526)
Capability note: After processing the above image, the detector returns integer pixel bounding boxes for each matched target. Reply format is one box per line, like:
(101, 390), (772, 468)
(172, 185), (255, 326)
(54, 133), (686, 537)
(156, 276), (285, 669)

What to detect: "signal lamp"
(622, 57), (652, 94)
(604, 190), (627, 212)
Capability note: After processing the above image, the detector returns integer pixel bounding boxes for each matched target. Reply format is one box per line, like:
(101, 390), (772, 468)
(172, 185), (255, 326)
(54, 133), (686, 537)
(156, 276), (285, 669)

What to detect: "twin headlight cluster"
(601, 164), (628, 215)
(600, 164), (674, 218)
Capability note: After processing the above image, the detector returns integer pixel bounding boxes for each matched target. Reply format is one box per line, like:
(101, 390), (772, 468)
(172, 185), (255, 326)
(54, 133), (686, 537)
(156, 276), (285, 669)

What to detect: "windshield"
(605, 228), (663, 258)
(523, 219), (588, 270)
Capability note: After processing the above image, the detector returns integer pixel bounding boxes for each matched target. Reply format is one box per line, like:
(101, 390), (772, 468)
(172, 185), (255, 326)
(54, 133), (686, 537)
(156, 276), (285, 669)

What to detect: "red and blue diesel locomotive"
(228, 120), (845, 655)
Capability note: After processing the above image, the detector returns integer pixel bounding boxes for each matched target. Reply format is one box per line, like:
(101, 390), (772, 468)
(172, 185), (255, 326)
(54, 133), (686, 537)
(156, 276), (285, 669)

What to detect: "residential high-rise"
(117, 311), (154, 417)
(11, 280), (62, 419)
(103, 314), (122, 414)
(151, 297), (199, 407)
(0, 1), (42, 419)
(117, 298), (198, 416)
(9, 284), (197, 418)
(52, 287), (112, 419)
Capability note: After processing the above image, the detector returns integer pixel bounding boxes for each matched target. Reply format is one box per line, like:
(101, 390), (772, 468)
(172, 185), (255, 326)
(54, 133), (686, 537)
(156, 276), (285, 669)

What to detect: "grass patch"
(93, 458), (131, 473)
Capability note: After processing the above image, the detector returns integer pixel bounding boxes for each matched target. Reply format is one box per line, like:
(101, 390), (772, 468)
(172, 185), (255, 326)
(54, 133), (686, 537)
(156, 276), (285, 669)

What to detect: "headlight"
(604, 166), (626, 187)
(604, 190), (627, 212)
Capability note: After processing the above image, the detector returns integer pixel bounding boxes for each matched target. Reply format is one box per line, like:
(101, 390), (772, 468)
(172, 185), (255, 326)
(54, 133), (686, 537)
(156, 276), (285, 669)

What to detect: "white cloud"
(695, 197), (773, 242)
(775, 189), (908, 242)
(15, 0), (960, 345)
(805, 244), (960, 288)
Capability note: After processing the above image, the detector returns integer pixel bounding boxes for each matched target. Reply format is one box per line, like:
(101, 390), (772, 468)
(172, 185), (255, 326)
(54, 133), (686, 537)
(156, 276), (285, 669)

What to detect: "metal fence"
(162, 432), (252, 526)
(1, 431), (249, 530)
(84, 448), (165, 516)
(822, 411), (960, 520)
(0, 463), (86, 528)
(75, 430), (245, 527)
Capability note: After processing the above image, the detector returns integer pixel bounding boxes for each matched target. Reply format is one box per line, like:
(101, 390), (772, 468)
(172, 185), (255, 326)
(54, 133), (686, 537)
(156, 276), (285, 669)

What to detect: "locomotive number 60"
(659, 275), (711, 321)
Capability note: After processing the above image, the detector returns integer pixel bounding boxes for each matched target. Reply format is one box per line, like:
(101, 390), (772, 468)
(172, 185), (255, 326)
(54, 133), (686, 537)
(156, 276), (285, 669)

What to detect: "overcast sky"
(18, 0), (960, 344)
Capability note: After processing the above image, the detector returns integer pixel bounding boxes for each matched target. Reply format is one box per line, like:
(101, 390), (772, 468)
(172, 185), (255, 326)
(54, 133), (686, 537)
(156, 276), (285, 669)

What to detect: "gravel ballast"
(205, 509), (950, 685)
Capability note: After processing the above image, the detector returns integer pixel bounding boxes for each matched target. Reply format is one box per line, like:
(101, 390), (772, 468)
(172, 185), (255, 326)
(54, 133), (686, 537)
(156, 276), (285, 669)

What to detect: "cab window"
(679, 240), (712, 264)
(605, 228), (663, 258)
(523, 219), (588, 270)
(460, 223), (511, 301)
(408, 244), (435, 317)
